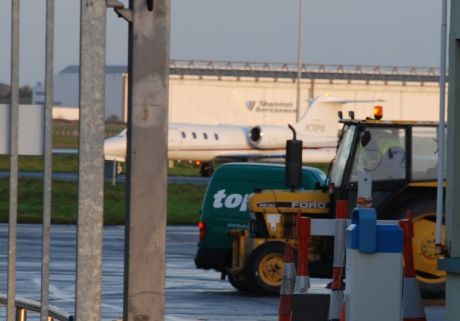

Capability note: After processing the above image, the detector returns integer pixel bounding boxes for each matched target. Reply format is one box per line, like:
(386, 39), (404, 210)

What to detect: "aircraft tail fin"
(293, 96), (382, 141)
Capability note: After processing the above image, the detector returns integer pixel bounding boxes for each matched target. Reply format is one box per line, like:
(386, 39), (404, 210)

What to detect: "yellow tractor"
(229, 117), (445, 295)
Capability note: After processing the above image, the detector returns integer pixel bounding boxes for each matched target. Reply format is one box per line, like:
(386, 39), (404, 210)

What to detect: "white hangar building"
(32, 61), (443, 124)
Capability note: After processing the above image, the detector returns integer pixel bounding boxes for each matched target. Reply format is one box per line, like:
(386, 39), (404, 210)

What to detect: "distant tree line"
(0, 83), (32, 104)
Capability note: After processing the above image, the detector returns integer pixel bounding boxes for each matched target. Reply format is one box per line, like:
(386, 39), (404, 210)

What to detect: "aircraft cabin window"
(181, 131), (186, 138)
(203, 133), (208, 139)
(214, 133), (219, 140)
(192, 132), (197, 139)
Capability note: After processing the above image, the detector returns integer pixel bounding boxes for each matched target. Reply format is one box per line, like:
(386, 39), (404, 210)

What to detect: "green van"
(194, 162), (326, 281)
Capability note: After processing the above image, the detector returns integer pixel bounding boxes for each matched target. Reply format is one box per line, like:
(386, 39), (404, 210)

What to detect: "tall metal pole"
(75, 0), (106, 320)
(123, 0), (170, 320)
(435, 0), (448, 252)
(40, 0), (54, 320)
(8, 1), (20, 320)
(295, 0), (304, 122)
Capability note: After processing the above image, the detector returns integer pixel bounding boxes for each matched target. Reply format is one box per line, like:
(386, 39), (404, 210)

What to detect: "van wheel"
(245, 242), (285, 295)
(227, 271), (251, 292)
(396, 197), (445, 298)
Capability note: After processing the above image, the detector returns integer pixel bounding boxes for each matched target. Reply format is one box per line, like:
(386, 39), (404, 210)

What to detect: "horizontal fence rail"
(0, 294), (73, 321)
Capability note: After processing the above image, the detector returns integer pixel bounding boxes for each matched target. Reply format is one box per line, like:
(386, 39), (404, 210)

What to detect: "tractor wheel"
(245, 242), (285, 295)
(396, 197), (445, 297)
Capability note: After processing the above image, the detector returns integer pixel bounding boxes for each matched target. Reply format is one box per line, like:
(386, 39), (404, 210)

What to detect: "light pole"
(435, 0), (447, 254)
(296, 0), (304, 122)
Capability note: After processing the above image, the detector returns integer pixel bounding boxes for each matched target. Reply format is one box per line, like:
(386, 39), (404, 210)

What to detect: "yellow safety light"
(373, 105), (383, 120)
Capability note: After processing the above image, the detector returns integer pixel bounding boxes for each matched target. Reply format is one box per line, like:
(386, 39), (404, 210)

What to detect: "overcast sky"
(0, 0), (443, 86)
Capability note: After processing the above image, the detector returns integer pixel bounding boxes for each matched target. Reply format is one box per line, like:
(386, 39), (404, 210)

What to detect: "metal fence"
(4, 1), (169, 321)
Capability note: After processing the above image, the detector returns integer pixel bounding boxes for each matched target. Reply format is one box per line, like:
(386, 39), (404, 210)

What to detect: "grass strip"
(0, 178), (206, 225)
(0, 155), (205, 177)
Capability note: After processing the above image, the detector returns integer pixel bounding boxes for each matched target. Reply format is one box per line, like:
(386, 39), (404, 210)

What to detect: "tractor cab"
(329, 118), (440, 217)
(328, 118), (445, 291)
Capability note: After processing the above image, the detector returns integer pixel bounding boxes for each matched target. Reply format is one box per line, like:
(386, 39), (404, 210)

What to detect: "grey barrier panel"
(0, 105), (44, 155)
(75, 1), (107, 321)
(41, 0), (55, 320)
(122, 0), (170, 320)
(8, 0), (20, 320)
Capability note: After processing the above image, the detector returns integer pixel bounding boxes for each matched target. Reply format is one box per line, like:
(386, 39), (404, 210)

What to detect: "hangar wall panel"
(169, 77), (442, 126)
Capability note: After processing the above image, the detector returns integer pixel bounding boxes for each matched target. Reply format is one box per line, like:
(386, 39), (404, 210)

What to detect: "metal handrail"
(0, 294), (73, 321)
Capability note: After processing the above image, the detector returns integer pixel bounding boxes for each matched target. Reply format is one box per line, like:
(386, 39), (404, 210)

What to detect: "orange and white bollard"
(292, 212), (330, 321)
(328, 200), (348, 321)
(279, 243), (296, 321)
(400, 211), (427, 321)
(294, 213), (311, 295)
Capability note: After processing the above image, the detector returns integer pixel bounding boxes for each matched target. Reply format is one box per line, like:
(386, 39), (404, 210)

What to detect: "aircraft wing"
(214, 153), (286, 162)
(212, 147), (335, 164)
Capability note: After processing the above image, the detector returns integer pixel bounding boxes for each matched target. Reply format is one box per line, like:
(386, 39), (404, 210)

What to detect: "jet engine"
(248, 126), (293, 149)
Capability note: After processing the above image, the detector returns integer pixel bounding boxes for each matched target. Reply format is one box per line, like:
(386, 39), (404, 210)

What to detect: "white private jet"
(104, 96), (377, 176)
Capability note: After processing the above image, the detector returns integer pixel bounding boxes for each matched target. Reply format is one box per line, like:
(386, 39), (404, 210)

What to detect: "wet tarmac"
(0, 224), (446, 321)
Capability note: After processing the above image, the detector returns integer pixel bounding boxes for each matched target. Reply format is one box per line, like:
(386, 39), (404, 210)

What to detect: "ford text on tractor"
(228, 116), (445, 295)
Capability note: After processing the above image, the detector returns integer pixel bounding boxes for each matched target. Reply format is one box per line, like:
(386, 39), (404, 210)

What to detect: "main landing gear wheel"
(245, 242), (285, 295)
(200, 162), (214, 177)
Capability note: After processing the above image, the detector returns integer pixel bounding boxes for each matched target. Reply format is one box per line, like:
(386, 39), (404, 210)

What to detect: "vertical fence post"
(41, 0), (54, 320)
(123, 0), (170, 320)
(75, 0), (107, 320)
(445, 1), (460, 320)
(8, 0), (20, 320)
